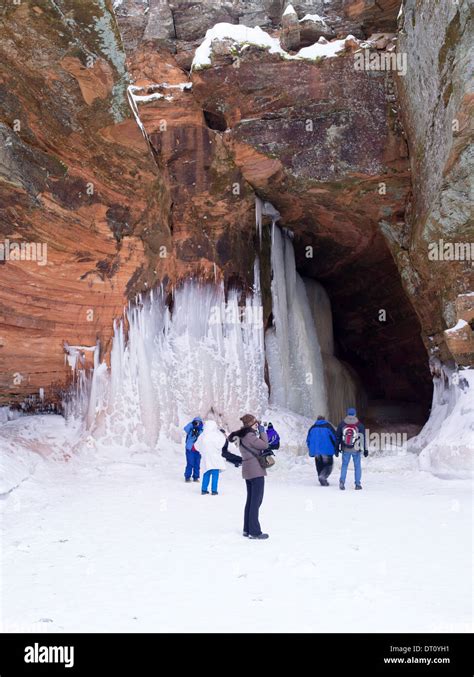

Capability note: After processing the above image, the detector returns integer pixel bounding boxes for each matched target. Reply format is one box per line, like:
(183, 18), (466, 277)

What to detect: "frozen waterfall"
(265, 226), (359, 423)
(304, 278), (361, 423)
(67, 278), (268, 449)
(265, 226), (328, 419)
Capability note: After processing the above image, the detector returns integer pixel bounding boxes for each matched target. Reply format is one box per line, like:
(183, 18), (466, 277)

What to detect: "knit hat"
(240, 414), (257, 428)
(346, 407), (356, 416)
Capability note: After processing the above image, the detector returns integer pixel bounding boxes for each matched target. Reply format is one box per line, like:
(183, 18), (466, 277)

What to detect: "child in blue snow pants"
(202, 469), (219, 494)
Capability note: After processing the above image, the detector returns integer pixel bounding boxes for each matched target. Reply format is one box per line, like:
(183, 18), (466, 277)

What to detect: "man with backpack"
(306, 415), (337, 486)
(335, 407), (368, 490)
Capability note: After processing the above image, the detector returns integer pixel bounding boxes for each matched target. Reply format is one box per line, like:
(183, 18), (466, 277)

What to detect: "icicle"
(263, 201), (280, 225)
(253, 257), (261, 296)
(255, 196), (263, 245)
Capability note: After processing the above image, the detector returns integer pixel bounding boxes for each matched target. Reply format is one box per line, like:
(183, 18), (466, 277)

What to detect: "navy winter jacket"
(335, 415), (367, 452)
(306, 420), (337, 457)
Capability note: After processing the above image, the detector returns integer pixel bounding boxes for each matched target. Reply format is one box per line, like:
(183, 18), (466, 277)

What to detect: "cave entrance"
(203, 109), (227, 131)
(294, 230), (433, 434)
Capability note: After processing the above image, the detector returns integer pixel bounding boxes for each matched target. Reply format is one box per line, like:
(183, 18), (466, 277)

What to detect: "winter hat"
(240, 414), (257, 428)
(346, 407), (357, 416)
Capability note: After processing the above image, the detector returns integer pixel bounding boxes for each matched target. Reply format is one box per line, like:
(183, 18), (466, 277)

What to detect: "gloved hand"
(364, 451), (368, 458)
(335, 451), (339, 458)
(257, 423), (265, 434)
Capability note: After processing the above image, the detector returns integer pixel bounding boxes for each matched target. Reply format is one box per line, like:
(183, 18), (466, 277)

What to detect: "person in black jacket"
(335, 407), (368, 490)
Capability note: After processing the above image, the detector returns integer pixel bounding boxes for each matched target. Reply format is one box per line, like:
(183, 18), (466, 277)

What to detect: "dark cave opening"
(293, 233), (433, 430)
(203, 109), (228, 131)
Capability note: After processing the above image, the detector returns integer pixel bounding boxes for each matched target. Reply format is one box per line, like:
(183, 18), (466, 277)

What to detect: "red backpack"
(342, 423), (359, 449)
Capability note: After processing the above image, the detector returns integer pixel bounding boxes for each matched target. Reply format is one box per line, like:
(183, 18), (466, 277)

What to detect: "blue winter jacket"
(184, 417), (203, 451)
(266, 425), (280, 449)
(306, 419), (337, 457)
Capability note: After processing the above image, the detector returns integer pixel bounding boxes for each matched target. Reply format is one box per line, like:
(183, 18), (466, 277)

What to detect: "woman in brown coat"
(229, 414), (269, 540)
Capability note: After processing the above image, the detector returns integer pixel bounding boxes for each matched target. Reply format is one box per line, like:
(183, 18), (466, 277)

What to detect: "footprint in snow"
(16, 543), (30, 552)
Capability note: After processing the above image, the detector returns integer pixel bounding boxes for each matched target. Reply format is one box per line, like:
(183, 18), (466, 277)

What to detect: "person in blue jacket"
(306, 415), (337, 486)
(183, 416), (203, 482)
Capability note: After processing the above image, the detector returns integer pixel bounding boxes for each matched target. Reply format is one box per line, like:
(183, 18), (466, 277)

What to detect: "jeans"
(184, 449), (201, 480)
(202, 469), (219, 493)
(340, 451), (362, 485)
(315, 455), (334, 482)
(244, 476), (265, 536)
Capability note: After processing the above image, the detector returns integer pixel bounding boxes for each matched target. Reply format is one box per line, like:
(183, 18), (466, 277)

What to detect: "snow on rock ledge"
(191, 22), (357, 70)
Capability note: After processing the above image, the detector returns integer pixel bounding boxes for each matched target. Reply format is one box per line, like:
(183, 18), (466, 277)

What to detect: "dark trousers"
(244, 477), (265, 537)
(315, 455), (333, 482)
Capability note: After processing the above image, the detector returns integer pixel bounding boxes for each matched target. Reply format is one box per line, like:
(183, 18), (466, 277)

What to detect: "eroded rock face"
(125, 52), (258, 286)
(0, 0), (168, 405)
(394, 0), (473, 367)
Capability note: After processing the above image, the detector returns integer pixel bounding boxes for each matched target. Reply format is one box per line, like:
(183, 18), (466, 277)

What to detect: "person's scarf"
(228, 426), (255, 443)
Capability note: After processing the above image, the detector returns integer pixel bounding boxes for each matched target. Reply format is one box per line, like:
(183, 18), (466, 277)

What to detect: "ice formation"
(409, 364), (474, 478)
(265, 226), (328, 419)
(66, 278), (268, 449)
(255, 196), (280, 245)
(304, 278), (360, 423)
(264, 227), (359, 422)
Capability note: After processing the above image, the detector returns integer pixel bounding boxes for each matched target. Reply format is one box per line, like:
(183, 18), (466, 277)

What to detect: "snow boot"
(249, 533), (269, 540)
(243, 532), (249, 537)
(201, 490), (209, 495)
(185, 478), (191, 483)
(193, 478), (200, 482)
(319, 479), (329, 486)
(355, 484), (363, 490)
(339, 480), (345, 490)
(211, 491), (218, 495)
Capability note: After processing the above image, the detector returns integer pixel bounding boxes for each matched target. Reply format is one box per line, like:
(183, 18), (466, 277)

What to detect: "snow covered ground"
(1, 415), (472, 634)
